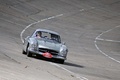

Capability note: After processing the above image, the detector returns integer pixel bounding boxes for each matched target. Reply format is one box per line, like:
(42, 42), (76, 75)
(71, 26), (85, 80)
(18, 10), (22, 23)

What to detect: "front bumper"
(29, 49), (66, 60)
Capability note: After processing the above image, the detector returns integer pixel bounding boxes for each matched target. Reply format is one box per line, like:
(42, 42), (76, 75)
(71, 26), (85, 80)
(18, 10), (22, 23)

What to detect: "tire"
(26, 43), (32, 57)
(27, 50), (32, 57)
(26, 47), (32, 57)
(22, 50), (26, 54)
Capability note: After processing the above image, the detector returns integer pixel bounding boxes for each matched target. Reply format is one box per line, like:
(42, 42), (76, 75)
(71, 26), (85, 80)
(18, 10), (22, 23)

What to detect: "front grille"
(39, 48), (58, 55)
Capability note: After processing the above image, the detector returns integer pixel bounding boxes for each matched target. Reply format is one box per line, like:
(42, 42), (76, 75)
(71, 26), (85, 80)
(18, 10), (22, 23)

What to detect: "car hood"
(36, 39), (62, 52)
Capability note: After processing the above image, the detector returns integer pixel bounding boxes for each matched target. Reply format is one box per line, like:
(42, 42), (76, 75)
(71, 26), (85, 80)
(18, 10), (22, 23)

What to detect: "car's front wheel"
(27, 50), (32, 57)
(26, 43), (32, 57)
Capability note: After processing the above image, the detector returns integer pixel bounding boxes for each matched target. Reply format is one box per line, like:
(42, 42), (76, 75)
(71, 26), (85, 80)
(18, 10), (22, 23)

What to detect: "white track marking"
(20, 14), (88, 80)
(96, 38), (120, 43)
(50, 62), (88, 80)
(80, 9), (85, 12)
(79, 7), (95, 12)
(95, 25), (120, 64)
(91, 7), (95, 9)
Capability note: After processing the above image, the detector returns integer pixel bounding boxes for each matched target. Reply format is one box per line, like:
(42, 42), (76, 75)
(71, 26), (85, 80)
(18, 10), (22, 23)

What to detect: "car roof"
(35, 29), (60, 35)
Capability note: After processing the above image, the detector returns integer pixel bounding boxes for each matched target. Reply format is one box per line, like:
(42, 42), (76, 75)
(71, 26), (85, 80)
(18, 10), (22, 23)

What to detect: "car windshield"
(36, 31), (61, 43)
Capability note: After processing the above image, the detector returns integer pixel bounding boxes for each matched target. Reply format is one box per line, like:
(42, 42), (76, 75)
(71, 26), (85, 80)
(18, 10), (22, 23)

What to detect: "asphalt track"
(0, 0), (120, 80)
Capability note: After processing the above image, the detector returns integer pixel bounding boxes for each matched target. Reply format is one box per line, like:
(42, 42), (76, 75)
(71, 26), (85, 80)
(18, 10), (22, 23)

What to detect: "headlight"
(31, 44), (36, 48)
(60, 48), (66, 56)
(29, 43), (37, 50)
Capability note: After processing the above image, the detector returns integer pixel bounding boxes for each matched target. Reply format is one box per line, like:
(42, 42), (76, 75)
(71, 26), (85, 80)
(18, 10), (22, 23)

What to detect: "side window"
(51, 34), (61, 43)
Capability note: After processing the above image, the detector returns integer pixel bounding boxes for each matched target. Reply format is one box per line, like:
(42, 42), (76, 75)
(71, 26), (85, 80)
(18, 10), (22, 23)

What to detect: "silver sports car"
(22, 29), (68, 63)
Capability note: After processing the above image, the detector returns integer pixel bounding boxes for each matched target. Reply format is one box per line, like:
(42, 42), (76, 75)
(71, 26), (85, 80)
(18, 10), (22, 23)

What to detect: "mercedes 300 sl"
(22, 29), (68, 63)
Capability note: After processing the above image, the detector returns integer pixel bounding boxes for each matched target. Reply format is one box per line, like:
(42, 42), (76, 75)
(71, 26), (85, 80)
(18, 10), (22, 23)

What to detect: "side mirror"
(24, 36), (30, 43)
(26, 36), (30, 39)
(25, 36), (30, 40)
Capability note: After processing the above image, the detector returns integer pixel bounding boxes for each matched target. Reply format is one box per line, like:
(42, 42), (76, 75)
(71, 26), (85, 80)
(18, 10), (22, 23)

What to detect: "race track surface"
(0, 0), (120, 80)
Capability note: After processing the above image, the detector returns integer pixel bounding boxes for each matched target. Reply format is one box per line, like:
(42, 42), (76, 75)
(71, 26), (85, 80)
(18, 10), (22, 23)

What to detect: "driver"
(36, 31), (41, 38)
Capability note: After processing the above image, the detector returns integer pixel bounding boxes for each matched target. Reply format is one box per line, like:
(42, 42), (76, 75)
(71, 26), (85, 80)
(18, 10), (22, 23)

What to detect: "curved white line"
(95, 25), (120, 64)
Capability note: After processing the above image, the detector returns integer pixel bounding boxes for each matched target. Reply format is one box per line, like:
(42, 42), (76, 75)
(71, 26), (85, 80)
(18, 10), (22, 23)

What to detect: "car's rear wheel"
(22, 50), (26, 54)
